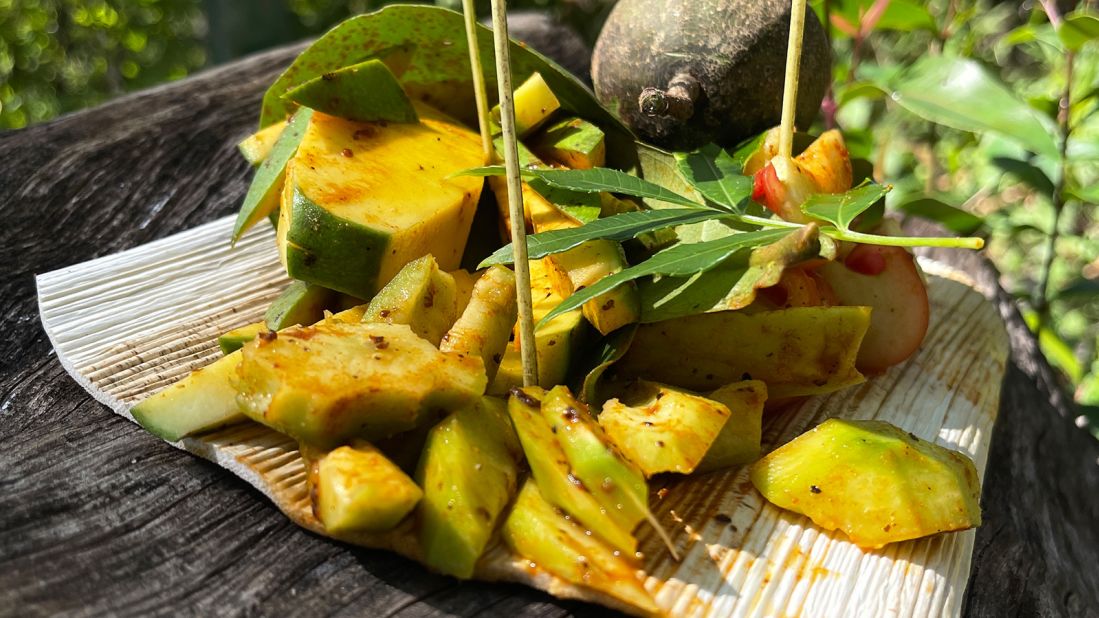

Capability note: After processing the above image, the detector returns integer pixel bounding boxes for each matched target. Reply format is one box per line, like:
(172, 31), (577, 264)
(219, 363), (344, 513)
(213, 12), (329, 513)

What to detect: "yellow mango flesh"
(237, 119), (287, 165)
(439, 265), (517, 384)
(751, 419), (982, 548)
(362, 254), (459, 347)
(316, 442), (423, 534)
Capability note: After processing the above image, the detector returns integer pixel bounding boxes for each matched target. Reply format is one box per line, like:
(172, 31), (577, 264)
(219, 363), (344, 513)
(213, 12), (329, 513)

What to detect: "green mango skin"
(531, 116), (606, 170)
(362, 254), (458, 347)
(416, 397), (521, 579)
(282, 59), (418, 125)
(264, 279), (338, 331)
(506, 387), (637, 555)
(232, 108), (313, 243)
(217, 321), (267, 355)
(284, 187), (391, 299)
(540, 386), (649, 535)
(131, 351), (246, 442)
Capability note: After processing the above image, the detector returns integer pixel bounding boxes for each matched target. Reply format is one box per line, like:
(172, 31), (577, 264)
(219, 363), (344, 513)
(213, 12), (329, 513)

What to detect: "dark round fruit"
(592, 0), (832, 151)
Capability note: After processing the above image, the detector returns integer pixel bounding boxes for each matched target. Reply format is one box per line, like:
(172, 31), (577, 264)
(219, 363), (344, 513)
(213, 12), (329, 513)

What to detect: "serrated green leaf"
(640, 226), (821, 322)
(232, 107), (313, 243)
(884, 56), (1060, 159)
(459, 166), (706, 208)
(539, 229), (790, 327)
(479, 209), (719, 267)
(1060, 14), (1099, 52)
(897, 197), (985, 235)
(801, 183), (890, 231)
(674, 144), (753, 211)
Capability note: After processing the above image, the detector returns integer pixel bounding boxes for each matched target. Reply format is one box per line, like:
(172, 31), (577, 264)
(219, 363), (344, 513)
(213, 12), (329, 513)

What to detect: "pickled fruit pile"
(130, 6), (984, 612)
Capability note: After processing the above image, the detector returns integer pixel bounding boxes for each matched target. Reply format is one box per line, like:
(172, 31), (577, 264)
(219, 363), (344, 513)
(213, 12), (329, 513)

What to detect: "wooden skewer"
(778, 0), (808, 162)
(461, 0), (493, 162)
(488, 0), (539, 387)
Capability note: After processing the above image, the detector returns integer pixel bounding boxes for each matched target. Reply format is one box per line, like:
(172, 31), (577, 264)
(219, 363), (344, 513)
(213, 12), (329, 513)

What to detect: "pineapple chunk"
(507, 387), (637, 554)
(439, 265), (517, 383)
(750, 419), (982, 548)
(503, 480), (658, 615)
(416, 397), (521, 578)
(696, 380), (767, 472)
(600, 381), (732, 476)
(315, 442), (422, 534)
(362, 254), (458, 346)
(234, 321), (486, 449)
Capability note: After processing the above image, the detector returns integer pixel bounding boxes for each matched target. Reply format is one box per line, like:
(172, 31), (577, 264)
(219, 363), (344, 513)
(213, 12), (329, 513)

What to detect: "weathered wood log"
(0, 37), (1096, 617)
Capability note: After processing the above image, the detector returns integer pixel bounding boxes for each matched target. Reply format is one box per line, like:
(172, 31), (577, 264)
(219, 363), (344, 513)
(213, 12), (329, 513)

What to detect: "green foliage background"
(2, 0), (1097, 436)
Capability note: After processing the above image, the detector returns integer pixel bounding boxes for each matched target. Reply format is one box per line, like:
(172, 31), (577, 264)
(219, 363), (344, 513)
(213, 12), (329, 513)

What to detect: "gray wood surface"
(1, 36), (1097, 618)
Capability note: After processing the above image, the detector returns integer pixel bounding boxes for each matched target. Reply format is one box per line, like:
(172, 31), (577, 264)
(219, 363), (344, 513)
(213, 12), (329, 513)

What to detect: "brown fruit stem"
(638, 71), (699, 121)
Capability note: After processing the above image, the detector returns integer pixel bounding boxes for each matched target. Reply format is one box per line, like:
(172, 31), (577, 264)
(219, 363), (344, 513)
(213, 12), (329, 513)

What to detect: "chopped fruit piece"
(750, 419), (982, 549)
(613, 306), (869, 399)
(264, 280), (337, 330)
(492, 72), (561, 137)
(362, 254), (459, 346)
(439, 265), (518, 383)
(131, 351), (247, 442)
(697, 380), (767, 472)
(282, 59), (418, 124)
(217, 321), (266, 355)
(416, 397), (521, 578)
(234, 321), (486, 449)
(600, 381), (731, 476)
(314, 442), (423, 534)
(530, 116), (606, 169)
(503, 480), (659, 615)
(818, 244), (929, 373)
(233, 108), (313, 241)
(237, 120), (287, 166)
(506, 387), (637, 554)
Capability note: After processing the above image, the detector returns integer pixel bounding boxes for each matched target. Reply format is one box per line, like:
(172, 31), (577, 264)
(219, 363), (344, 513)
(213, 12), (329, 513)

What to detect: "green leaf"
(479, 209), (719, 267)
(639, 226), (822, 322)
(580, 326), (637, 404)
(539, 229), (790, 327)
(259, 5), (629, 146)
(801, 183), (891, 231)
(1053, 277), (1099, 303)
(281, 59), (418, 124)
(459, 166), (706, 209)
(897, 197), (985, 235)
(884, 56), (1060, 159)
(991, 157), (1055, 197)
(830, 0), (937, 32)
(1067, 183), (1099, 204)
(1022, 310), (1084, 383)
(1059, 14), (1099, 52)
(232, 107), (313, 243)
(674, 144), (753, 211)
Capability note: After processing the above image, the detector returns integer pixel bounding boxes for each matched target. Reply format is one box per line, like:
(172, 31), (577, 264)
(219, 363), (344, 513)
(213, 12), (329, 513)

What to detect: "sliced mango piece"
(362, 254), (458, 346)
(613, 306), (869, 398)
(233, 108), (312, 242)
(237, 120), (287, 166)
(697, 380), (767, 472)
(282, 59), (418, 124)
(530, 116), (606, 169)
(280, 104), (484, 298)
(315, 442), (422, 534)
(600, 381), (731, 476)
(416, 397), (521, 578)
(439, 265), (517, 383)
(750, 419), (982, 548)
(491, 72), (560, 137)
(217, 321), (267, 355)
(507, 387), (637, 554)
(503, 480), (658, 615)
(234, 321), (486, 449)
(264, 280), (337, 331)
(131, 351), (246, 442)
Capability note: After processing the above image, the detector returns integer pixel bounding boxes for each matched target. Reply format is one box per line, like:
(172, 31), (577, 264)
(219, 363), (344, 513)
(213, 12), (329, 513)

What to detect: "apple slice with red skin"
(817, 244), (929, 374)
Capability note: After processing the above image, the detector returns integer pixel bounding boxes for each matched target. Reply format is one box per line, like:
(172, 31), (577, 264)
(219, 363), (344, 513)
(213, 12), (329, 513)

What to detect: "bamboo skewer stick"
(778, 0), (808, 161)
(461, 0), (493, 162)
(488, 0), (539, 387)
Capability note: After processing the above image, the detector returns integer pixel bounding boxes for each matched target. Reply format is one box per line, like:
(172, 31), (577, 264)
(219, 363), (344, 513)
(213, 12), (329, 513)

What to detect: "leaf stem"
(1035, 48), (1073, 330)
(488, 0), (538, 387)
(830, 229), (984, 250)
(778, 0), (808, 161)
(461, 0), (493, 162)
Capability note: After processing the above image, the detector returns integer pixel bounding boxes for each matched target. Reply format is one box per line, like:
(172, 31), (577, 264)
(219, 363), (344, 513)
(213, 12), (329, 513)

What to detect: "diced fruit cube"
(362, 254), (459, 346)
(439, 265), (517, 383)
(530, 116), (606, 169)
(264, 280), (337, 331)
(492, 72), (560, 137)
(279, 104), (484, 298)
(131, 351), (247, 442)
(314, 442), (423, 534)
(503, 480), (658, 615)
(234, 321), (486, 449)
(416, 397), (522, 578)
(750, 419), (982, 548)
(600, 381), (731, 476)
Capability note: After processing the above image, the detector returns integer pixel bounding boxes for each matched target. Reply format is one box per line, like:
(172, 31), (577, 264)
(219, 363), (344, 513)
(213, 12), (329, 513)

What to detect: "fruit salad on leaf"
(128, 5), (987, 615)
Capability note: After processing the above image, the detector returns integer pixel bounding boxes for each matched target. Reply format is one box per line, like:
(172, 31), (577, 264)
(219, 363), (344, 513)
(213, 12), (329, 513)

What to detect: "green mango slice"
(282, 59), (418, 124)
(232, 107), (313, 243)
